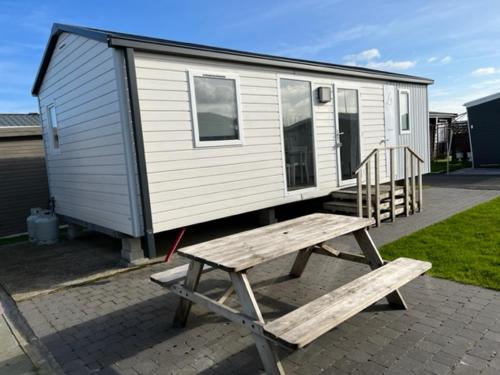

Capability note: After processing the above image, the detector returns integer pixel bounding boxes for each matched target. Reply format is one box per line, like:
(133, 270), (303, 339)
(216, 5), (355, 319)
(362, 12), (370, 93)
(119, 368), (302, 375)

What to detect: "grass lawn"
(380, 196), (500, 290)
(0, 227), (67, 247)
(431, 159), (471, 173)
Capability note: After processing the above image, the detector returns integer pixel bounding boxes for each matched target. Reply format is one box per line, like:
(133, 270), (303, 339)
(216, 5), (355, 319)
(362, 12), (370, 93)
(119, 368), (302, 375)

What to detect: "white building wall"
(387, 82), (431, 178)
(134, 52), (398, 233)
(37, 33), (141, 236)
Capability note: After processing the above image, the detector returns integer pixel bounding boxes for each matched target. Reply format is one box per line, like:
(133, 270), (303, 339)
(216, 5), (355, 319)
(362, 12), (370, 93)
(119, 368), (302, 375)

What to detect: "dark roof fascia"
(429, 111), (457, 118)
(32, 24), (434, 95)
(31, 24), (109, 95)
(108, 36), (434, 85)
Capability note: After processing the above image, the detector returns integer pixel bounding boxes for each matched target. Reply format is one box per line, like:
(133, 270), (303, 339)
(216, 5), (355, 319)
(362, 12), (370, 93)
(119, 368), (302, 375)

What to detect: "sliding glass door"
(280, 78), (316, 191)
(337, 88), (360, 182)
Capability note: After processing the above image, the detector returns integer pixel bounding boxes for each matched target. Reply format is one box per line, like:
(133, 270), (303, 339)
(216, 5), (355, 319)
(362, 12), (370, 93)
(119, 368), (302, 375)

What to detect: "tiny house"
(464, 93), (500, 168)
(32, 24), (433, 260)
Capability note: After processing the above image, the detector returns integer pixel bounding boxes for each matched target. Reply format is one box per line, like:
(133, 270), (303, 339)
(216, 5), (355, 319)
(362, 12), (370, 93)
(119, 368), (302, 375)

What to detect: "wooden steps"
(324, 183), (407, 222)
(325, 146), (424, 226)
(324, 198), (405, 213)
(330, 186), (404, 201)
(263, 257), (432, 349)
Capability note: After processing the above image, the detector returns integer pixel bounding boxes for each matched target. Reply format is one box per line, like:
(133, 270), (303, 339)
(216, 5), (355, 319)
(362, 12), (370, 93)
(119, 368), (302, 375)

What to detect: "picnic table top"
(177, 213), (374, 272)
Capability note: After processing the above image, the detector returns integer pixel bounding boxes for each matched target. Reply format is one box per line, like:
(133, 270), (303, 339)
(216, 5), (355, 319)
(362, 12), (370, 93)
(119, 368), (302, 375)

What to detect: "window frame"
(277, 74), (319, 195)
(47, 104), (60, 153)
(398, 89), (411, 134)
(188, 70), (244, 148)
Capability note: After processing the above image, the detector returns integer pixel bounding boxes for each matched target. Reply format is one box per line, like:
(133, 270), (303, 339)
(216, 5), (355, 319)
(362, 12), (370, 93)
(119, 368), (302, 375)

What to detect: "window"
(189, 72), (243, 146)
(399, 90), (410, 133)
(47, 105), (59, 151)
(280, 78), (316, 191)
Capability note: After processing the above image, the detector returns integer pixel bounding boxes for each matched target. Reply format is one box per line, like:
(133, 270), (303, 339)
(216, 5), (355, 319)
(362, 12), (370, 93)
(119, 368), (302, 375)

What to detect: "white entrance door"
(384, 85), (397, 147)
(336, 87), (361, 185)
(383, 85), (398, 179)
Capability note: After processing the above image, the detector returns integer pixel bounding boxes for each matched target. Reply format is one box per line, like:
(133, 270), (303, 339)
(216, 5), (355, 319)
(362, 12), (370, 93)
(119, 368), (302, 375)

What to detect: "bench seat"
(151, 263), (213, 287)
(263, 257), (431, 349)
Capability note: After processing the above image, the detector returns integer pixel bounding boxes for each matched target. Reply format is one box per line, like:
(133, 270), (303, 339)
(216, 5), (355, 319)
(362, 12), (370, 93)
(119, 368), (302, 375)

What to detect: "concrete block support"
(121, 237), (146, 265)
(66, 223), (85, 240)
(258, 208), (277, 226)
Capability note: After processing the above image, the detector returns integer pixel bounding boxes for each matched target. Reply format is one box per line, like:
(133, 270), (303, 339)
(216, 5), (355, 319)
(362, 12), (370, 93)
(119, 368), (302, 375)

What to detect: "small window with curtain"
(47, 104), (60, 151)
(189, 71), (243, 147)
(399, 90), (410, 133)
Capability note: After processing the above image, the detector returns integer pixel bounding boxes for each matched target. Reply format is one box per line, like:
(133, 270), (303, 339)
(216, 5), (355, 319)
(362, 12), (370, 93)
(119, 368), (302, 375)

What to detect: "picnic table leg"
(230, 272), (285, 375)
(173, 260), (203, 327)
(289, 246), (314, 278)
(353, 228), (408, 309)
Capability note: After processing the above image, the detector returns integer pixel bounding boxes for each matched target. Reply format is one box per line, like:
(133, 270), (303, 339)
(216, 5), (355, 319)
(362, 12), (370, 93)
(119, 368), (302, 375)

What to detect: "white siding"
(389, 82), (431, 177)
(37, 33), (141, 236)
(135, 53), (399, 233)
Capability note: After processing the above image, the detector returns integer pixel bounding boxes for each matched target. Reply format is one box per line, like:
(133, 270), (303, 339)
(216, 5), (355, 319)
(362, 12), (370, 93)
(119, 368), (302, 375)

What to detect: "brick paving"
(12, 185), (500, 374)
(19, 253), (500, 375)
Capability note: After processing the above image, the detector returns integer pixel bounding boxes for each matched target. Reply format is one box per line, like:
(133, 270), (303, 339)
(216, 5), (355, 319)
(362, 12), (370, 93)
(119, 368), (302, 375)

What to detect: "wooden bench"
(263, 257), (431, 349)
(151, 213), (432, 375)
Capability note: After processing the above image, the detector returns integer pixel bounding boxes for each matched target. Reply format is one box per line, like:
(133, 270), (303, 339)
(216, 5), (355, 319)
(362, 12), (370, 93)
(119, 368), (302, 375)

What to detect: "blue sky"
(1, 0), (500, 114)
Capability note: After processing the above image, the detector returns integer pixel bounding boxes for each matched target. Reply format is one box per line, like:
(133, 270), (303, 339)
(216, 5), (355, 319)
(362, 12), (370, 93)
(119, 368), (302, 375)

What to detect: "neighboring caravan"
(32, 24), (433, 261)
(0, 113), (48, 236)
(464, 93), (500, 169)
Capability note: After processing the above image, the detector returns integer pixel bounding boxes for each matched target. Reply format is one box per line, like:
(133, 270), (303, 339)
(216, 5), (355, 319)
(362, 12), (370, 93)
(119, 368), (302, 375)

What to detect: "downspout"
(122, 47), (156, 258)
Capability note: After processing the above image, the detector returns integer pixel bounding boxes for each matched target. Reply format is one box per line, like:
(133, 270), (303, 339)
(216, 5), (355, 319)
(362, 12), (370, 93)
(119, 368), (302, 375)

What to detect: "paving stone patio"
(5, 182), (500, 374)
(18, 250), (500, 375)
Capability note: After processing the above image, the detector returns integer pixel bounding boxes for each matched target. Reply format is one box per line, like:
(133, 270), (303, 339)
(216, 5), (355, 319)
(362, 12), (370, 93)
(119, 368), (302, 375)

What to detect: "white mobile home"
(32, 24), (433, 261)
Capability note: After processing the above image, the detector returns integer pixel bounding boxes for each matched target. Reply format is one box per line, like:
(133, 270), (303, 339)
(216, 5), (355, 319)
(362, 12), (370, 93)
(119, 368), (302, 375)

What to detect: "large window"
(399, 90), (410, 133)
(47, 105), (59, 151)
(189, 72), (243, 146)
(280, 78), (316, 191)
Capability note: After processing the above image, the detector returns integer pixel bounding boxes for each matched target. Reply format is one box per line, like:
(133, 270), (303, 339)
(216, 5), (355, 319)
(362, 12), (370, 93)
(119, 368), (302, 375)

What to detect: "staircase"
(324, 146), (424, 226)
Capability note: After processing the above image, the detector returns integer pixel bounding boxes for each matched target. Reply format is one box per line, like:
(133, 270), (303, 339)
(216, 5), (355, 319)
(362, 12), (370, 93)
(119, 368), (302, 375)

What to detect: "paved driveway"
(423, 174), (500, 191)
(13, 184), (500, 375)
(15, 187), (500, 374)
(19, 251), (500, 375)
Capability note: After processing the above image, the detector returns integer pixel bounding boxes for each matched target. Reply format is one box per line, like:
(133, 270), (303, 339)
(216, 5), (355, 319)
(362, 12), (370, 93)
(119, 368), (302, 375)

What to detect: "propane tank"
(35, 210), (59, 245)
(26, 208), (42, 243)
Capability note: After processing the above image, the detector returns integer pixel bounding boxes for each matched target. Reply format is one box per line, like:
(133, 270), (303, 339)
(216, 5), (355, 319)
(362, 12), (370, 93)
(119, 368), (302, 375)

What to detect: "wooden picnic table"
(151, 213), (431, 374)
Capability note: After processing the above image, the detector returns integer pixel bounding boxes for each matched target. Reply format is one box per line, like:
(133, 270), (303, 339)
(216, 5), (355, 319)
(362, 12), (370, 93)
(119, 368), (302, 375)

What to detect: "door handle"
(335, 131), (344, 148)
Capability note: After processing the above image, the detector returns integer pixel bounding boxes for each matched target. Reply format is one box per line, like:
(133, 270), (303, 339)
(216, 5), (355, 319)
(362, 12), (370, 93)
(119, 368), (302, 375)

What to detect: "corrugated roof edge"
(32, 23), (434, 95)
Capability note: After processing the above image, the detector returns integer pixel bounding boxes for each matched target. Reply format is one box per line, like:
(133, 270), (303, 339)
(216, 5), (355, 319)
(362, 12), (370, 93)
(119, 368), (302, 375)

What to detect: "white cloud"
(471, 67), (497, 76)
(441, 56), (452, 64)
(366, 60), (416, 70)
(274, 25), (379, 57)
(344, 48), (380, 64)
(427, 56), (452, 64)
(343, 49), (416, 71)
